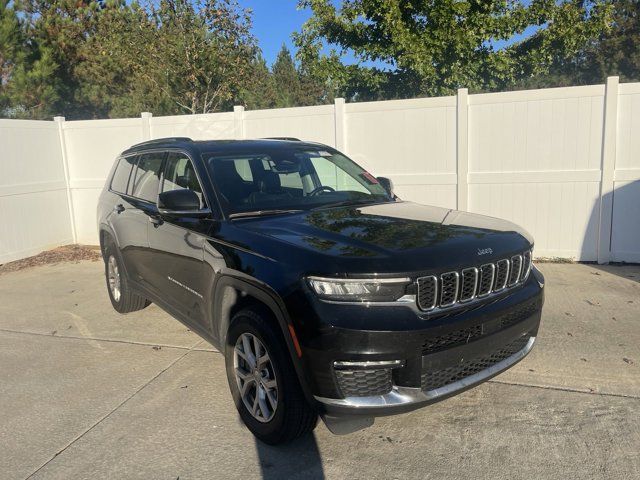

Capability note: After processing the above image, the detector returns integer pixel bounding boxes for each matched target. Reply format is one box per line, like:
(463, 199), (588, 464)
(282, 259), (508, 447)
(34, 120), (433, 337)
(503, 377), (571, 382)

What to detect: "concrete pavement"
(0, 261), (638, 479)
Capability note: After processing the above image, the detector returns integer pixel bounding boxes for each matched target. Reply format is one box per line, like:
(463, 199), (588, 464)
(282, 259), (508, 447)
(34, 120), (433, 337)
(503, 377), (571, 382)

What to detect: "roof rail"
(130, 137), (193, 149)
(262, 137), (301, 141)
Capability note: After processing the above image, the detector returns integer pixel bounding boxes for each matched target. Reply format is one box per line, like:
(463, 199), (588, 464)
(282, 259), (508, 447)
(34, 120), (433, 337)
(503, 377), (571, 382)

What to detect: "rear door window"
(110, 156), (137, 194)
(131, 152), (165, 203)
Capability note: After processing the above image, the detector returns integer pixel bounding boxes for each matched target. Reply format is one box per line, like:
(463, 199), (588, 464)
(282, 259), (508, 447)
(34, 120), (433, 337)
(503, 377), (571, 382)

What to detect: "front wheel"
(225, 307), (317, 444)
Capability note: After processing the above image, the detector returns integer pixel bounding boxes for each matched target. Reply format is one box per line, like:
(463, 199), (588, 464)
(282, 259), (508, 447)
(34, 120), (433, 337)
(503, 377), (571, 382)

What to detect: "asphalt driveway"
(0, 260), (638, 479)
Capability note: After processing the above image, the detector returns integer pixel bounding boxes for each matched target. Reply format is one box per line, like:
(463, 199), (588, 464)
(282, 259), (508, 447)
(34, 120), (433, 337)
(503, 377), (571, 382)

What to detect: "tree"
(80, 0), (257, 117)
(238, 53), (279, 110)
(0, 0), (21, 113)
(294, 0), (613, 99)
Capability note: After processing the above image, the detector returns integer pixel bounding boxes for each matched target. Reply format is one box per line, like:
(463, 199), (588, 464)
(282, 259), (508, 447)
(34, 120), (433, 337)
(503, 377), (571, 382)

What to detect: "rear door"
(107, 155), (149, 282)
(126, 151), (166, 287)
(147, 151), (214, 331)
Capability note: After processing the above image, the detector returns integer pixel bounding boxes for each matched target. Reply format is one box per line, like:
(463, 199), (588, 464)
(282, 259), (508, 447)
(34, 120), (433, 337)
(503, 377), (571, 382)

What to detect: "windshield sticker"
(360, 172), (379, 184)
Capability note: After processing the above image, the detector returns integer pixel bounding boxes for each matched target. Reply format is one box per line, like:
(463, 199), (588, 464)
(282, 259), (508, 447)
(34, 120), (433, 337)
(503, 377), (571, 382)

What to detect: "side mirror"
(377, 176), (394, 196)
(158, 189), (210, 217)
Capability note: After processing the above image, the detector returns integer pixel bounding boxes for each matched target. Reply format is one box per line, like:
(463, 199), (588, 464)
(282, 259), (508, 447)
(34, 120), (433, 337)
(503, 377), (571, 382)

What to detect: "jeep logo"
(477, 247), (493, 256)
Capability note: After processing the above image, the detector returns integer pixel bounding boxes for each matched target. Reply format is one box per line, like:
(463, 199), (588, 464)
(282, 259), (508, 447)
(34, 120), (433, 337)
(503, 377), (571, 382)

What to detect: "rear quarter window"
(110, 156), (136, 194)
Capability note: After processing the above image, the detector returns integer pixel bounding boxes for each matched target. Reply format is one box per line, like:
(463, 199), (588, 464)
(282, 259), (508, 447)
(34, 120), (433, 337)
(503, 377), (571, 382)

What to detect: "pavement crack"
(488, 378), (640, 400)
(0, 327), (219, 353)
(24, 346), (196, 480)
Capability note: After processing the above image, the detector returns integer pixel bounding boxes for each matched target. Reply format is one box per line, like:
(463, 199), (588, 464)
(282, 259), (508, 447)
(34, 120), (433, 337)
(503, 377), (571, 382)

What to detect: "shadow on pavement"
(255, 432), (325, 480)
(580, 180), (640, 281)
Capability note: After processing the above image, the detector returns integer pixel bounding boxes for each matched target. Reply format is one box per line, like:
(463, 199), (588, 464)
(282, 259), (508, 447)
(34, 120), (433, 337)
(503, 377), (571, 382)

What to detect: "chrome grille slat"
(494, 259), (510, 291)
(459, 268), (478, 302)
(439, 272), (459, 307)
(508, 255), (523, 286)
(416, 250), (533, 312)
(417, 275), (438, 311)
(477, 263), (495, 297)
(521, 251), (532, 282)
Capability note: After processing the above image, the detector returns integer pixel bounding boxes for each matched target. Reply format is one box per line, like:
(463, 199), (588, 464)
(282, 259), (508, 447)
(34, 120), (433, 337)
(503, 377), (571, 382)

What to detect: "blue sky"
(237, 0), (318, 66)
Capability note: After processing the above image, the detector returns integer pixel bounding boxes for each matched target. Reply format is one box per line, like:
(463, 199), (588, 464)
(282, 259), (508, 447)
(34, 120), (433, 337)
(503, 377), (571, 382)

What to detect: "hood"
(235, 201), (533, 272)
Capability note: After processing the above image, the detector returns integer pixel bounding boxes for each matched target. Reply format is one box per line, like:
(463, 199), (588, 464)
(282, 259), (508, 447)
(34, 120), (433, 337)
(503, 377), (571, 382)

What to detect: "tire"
(103, 242), (150, 314)
(225, 307), (318, 445)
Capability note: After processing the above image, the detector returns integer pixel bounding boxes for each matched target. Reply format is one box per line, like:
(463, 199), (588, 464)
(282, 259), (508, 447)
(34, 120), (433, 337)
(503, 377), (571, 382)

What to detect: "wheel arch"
(213, 274), (315, 406)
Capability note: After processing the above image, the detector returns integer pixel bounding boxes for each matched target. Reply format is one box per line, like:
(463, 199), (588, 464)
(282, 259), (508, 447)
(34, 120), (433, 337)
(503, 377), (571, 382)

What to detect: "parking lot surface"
(0, 260), (639, 479)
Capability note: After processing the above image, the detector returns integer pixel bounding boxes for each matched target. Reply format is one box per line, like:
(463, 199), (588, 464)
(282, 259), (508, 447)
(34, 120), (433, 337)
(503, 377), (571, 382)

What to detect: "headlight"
(306, 276), (411, 302)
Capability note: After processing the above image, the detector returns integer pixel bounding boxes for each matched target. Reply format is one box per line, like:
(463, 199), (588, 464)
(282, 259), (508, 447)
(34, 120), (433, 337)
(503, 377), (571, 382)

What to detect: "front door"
(147, 151), (214, 332)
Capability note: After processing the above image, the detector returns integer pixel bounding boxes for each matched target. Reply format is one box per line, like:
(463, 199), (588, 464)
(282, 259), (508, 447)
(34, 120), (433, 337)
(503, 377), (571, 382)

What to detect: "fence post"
(141, 112), (152, 140)
(456, 88), (469, 211)
(334, 97), (346, 151)
(597, 76), (619, 264)
(233, 105), (245, 139)
(54, 116), (77, 244)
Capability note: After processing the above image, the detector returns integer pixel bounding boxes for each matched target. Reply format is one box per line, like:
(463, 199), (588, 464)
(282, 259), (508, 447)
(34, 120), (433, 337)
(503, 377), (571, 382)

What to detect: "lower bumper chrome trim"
(315, 336), (536, 410)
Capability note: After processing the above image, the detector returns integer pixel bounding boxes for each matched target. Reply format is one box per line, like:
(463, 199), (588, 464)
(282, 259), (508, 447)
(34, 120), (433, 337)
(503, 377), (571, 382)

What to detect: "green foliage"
(1, 0), (635, 119)
(518, 0), (640, 88)
(294, 0), (614, 98)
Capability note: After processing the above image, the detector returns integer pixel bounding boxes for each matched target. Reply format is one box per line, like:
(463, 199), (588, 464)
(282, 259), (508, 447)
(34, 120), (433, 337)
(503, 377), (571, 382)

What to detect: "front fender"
(211, 272), (316, 406)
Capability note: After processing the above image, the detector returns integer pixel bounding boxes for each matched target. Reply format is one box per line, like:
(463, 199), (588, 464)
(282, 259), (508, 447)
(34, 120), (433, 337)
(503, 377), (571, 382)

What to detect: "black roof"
(122, 137), (329, 156)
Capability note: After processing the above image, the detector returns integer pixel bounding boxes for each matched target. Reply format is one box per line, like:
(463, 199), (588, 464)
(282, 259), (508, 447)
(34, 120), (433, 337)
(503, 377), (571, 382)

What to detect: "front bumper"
(299, 267), (544, 417)
(316, 335), (535, 416)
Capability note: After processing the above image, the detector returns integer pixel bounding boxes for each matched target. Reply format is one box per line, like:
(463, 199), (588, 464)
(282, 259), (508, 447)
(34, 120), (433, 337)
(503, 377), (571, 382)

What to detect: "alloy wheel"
(107, 255), (121, 302)
(233, 332), (278, 423)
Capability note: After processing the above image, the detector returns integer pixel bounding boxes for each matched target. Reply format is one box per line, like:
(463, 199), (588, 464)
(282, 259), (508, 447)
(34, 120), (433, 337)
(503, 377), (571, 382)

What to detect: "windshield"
(203, 147), (393, 216)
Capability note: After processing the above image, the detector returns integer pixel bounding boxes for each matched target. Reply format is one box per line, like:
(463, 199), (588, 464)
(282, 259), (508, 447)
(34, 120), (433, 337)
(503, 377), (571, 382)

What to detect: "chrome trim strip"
(315, 336), (536, 409)
(334, 360), (405, 370)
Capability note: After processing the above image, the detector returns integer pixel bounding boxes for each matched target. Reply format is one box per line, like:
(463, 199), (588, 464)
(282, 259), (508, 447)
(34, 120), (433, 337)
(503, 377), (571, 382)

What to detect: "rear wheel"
(103, 242), (149, 313)
(225, 307), (317, 444)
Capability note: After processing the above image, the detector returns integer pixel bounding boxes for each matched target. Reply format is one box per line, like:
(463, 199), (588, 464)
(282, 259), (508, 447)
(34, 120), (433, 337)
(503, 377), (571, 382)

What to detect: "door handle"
(113, 204), (125, 214)
(149, 215), (163, 226)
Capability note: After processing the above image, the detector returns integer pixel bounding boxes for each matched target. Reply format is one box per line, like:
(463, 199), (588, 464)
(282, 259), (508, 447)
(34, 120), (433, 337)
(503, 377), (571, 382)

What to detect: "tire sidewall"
(225, 312), (290, 443)
(104, 244), (126, 311)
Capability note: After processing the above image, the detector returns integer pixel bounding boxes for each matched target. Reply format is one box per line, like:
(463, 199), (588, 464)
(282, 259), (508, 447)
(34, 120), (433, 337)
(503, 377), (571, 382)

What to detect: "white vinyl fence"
(1, 77), (639, 264)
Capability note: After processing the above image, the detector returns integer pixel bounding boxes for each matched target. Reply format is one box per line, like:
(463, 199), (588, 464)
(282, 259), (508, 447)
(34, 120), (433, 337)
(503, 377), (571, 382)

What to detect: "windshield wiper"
(228, 209), (304, 219)
(311, 198), (388, 210)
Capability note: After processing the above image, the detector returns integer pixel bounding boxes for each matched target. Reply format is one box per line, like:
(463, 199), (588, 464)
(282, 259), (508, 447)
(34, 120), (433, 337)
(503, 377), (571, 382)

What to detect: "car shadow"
(254, 432), (325, 480)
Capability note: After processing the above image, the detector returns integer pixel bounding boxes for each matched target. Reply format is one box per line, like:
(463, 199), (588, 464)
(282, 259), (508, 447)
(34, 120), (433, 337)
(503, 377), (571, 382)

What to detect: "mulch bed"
(0, 245), (102, 275)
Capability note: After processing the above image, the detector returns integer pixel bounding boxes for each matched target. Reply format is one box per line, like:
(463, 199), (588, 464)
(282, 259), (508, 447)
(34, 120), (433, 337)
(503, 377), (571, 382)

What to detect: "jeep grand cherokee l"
(97, 137), (544, 444)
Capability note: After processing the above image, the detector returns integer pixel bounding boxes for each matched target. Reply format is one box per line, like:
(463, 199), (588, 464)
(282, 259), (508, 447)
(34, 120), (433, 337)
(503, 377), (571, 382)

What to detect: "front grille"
(421, 335), (531, 391)
(335, 369), (392, 397)
(416, 249), (533, 312)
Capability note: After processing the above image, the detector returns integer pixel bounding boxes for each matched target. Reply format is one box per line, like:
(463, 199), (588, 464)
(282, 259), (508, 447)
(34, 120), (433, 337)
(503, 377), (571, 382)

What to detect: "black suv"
(98, 137), (544, 444)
